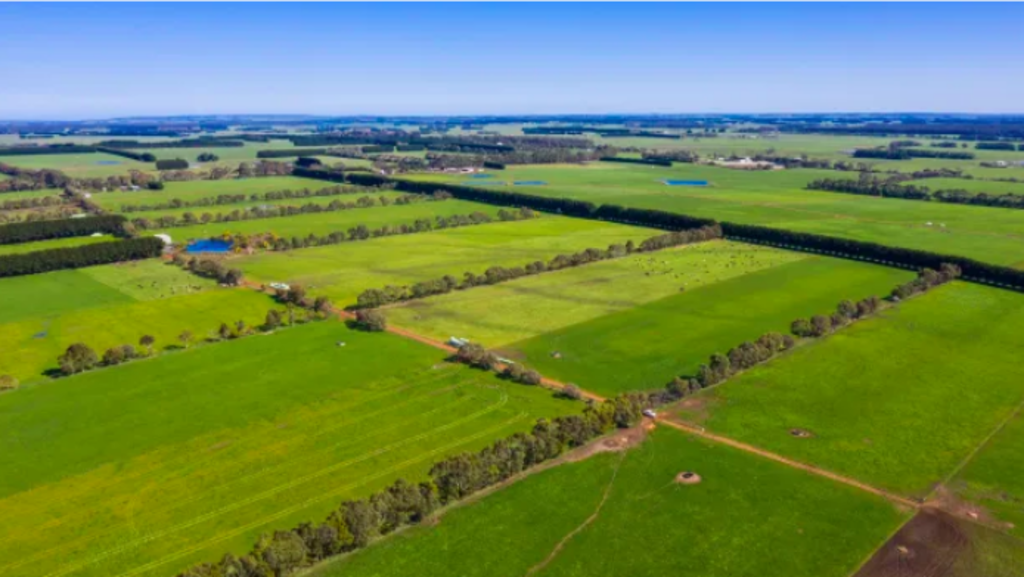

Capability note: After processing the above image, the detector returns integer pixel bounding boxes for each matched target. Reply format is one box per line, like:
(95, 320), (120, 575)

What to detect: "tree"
(561, 383), (583, 400)
(219, 323), (234, 340)
(0, 374), (18, 391)
(259, 531), (307, 577)
(58, 343), (98, 375)
(197, 153), (220, 162)
(103, 347), (126, 366)
(264, 309), (282, 330)
(139, 334), (155, 355)
(146, 181), (165, 190)
(179, 330), (193, 349)
(837, 299), (858, 319)
(355, 309), (386, 332)
(810, 315), (832, 337)
(790, 318), (812, 338)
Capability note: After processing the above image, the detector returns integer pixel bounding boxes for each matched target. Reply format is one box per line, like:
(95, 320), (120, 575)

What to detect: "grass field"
(508, 255), (910, 396)
(0, 234), (114, 256)
(386, 240), (807, 347)
(904, 176), (1024, 196)
(0, 152), (151, 177)
(313, 426), (906, 577)
(672, 282), (1024, 498)
(0, 321), (578, 577)
(0, 260), (287, 381)
(0, 188), (65, 201)
(153, 198), (508, 242)
(407, 162), (1024, 267)
(950, 409), (1024, 537)
(90, 176), (334, 211)
(234, 216), (658, 306)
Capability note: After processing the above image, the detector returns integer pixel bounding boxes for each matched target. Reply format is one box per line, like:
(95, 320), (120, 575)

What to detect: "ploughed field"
(0, 322), (577, 577)
(408, 162), (1024, 267)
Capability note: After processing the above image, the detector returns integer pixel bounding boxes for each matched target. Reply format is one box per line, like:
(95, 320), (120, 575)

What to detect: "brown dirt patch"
(926, 485), (1012, 530)
(565, 425), (648, 463)
(854, 510), (969, 577)
(674, 471), (702, 485)
(789, 428), (815, 438)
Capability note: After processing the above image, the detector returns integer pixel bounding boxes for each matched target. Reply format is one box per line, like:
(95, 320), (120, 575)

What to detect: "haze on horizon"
(1, 2), (1022, 120)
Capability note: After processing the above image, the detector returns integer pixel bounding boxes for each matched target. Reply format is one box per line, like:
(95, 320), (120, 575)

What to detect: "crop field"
(0, 321), (578, 577)
(312, 427), (906, 577)
(152, 198), (508, 242)
(0, 234), (114, 256)
(672, 282), (1024, 498)
(408, 162), (1024, 267)
(89, 176), (333, 211)
(234, 216), (657, 306)
(0, 152), (151, 177)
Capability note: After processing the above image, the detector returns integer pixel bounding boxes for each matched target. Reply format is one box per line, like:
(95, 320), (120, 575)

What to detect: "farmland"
(0, 152), (151, 177)
(312, 427), (907, 577)
(672, 282), (1024, 498)
(0, 234), (114, 256)
(234, 216), (658, 306)
(408, 162), (1024, 267)
(89, 176), (333, 211)
(0, 321), (577, 577)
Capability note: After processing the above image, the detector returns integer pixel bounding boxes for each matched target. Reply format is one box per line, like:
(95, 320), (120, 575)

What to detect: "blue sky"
(1, 3), (1021, 119)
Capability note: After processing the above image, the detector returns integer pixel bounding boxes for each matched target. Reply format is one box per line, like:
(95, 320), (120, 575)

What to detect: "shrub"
(0, 374), (18, 391)
(58, 343), (99, 375)
(156, 158), (189, 171)
(354, 309), (386, 332)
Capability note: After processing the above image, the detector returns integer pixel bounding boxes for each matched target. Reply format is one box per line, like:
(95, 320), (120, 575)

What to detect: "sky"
(1, 2), (1022, 120)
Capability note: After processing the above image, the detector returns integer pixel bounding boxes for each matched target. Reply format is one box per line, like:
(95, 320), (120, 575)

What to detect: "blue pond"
(470, 174), (495, 179)
(95, 160), (122, 166)
(187, 239), (234, 253)
(513, 181), (547, 186)
(663, 179), (709, 186)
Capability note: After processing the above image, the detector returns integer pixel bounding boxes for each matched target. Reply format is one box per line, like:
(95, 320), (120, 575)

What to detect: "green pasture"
(408, 162), (1024, 267)
(0, 188), (66, 202)
(673, 282), (1024, 498)
(90, 176), (333, 210)
(234, 216), (657, 307)
(0, 321), (577, 577)
(386, 240), (805, 348)
(315, 427), (906, 577)
(0, 234), (114, 257)
(904, 176), (1024, 196)
(951, 410), (1024, 537)
(0, 152), (151, 177)
(120, 190), (408, 224)
(510, 255), (910, 396)
(154, 198), (506, 242)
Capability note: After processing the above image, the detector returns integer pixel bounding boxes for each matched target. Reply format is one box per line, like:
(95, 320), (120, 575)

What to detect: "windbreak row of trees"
(354, 224), (722, 308)
(0, 237), (163, 278)
(257, 148), (330, 158)
(0, 163), (71, 192)
(97, 138), (245, 149)
(174, 380), (646, 577)
(95, 147), (156, 162)
(0, 144), (96, 156)
(599, 156), (672, 167)
(975, 142), (1021, 151)
(806, 176), (1024, 210)
(853, 148), (975, 160)
(0, 214), (126, 244)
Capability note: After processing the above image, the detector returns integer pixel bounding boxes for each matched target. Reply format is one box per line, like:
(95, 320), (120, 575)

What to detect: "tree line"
(806, 176), (1024, 210)
(0, 236), (164, 278)
(98, 138), (245, 149)
(0, 214), (127, 244)
(257, 148), (331, 159)
(0, 144), (96, 156)
(653, 264), (959, 404)
(96, 147), (156, 162)
(157, 159), (190, 171)
(853, 148), (975, 160)
(641, 149), (700, 163)
(600, 157), (673, 167)
(354, 224), (722, 308)
(173, 390), (647, 577)
(975, 142), (1021, 151)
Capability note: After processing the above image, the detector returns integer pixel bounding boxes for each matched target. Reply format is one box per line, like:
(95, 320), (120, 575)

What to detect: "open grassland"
(508, 255), (911, 396)
(89, 176), (333, 211)
(0, 322), (576, 577)
(119, 191), (409, 224)
(408, 162), (1024, 267)
(313, 427), (906, 577)
(904, 176), (1024, 196)
(386, 240), (806, 347)
(0, 152), (151, 177)
(672, 282), (1024, 498)
(154, 198), (506, 242)
(234, 217), (657, 306)
(0, 259), (285, 381)
(0, 234), (115, 257)
(950, 411), (1024, 537)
